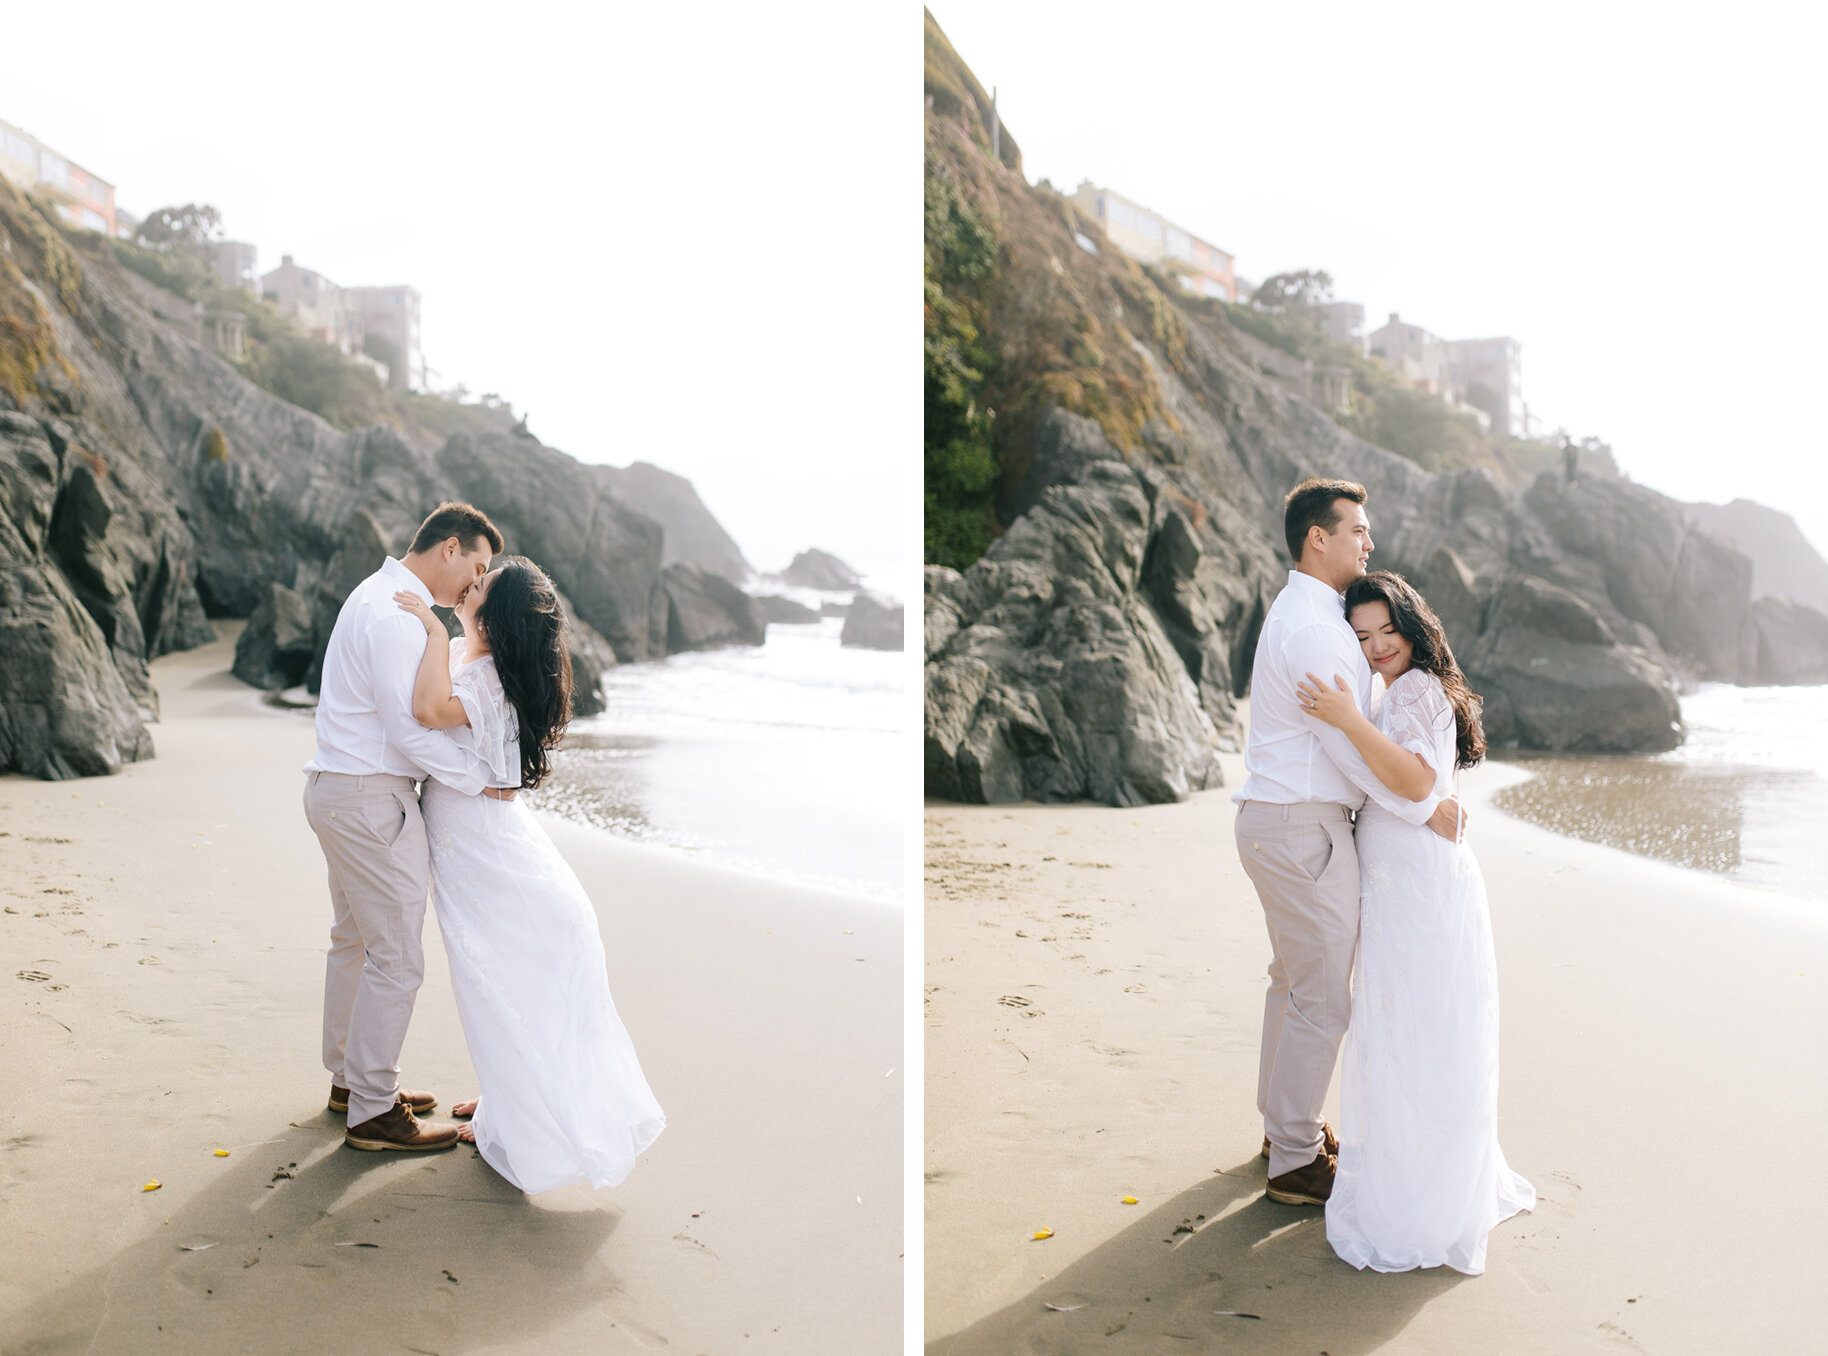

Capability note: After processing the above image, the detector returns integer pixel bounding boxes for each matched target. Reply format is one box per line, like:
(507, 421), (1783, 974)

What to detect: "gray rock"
(1685, 498), (1828, 612)
(753, 593), (821, 625)
(600, 461), (751, 581)
(840, 592), (905, 650)
(780, 548), (861, 591)
(437, 432), (666, 663)
(925, 461), (1225, 805)
(0, 560), (155, 778)
(233, 581), (314, 690)
(304, 510), (394, 692)
(1463, 576), (1680, 751)
(1742, 596), (1828, 686)
(657, 562), (766, 652)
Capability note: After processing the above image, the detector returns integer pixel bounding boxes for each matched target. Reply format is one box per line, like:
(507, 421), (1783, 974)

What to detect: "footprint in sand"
(602, 1290), (670, 1349)
(997, 994), (1032, 1009)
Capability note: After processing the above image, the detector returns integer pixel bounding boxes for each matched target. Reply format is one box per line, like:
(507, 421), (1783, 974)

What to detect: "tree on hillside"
(135, 203), (222, 257)
(1252, 270), (1333, 312)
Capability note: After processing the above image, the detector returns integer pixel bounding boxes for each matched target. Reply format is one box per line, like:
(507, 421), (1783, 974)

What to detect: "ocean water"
(1495, 684), (1828, 902)
(527, 616), (907, 905)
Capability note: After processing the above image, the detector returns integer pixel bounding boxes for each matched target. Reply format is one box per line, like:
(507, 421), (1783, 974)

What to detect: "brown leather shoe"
(1261, 1122), (1338, 1160)
(329, 1084), (436, 1115)
(344, 1102), (460, 1153)
(1265, 1150), (1336, 1206)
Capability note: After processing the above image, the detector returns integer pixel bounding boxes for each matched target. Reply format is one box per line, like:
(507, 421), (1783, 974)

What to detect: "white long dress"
(1325, 667), (1533, 1274)
(420, 640), (665, 1193)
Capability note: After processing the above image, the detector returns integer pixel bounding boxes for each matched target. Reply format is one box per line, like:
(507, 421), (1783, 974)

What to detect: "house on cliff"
(1369, 311), (1526, 438)
(0, 114), (117, 236)
(1070, 181), (1237, 302)
(260, 256), (425, 392)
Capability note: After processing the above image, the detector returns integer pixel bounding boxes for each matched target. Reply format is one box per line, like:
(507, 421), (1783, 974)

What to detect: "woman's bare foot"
(457, 1123), (476, 1143)
(452, 1099), (478, 1119)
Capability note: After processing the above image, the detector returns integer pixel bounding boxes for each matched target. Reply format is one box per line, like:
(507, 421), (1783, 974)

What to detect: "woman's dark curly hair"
(1343, 570), (1486, 770)
(474, 556), (574, 791)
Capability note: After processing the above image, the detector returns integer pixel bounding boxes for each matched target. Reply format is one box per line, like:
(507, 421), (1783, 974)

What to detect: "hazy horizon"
(933, 1), (1828, 565)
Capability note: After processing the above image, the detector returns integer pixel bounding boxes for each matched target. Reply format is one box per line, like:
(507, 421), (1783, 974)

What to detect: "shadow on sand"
(7, 1112), (621, 1355)
(929, 1156), (1466, 1355)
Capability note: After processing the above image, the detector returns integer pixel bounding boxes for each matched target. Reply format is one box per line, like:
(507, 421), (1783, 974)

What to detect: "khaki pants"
(1234, 800), (1359, 1178)
(302, 770), (429, 1127)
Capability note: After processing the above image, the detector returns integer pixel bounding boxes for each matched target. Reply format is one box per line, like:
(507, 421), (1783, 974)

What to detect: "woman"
(392, 558), (664, 1193)
(1295, 570), (1532, 1275)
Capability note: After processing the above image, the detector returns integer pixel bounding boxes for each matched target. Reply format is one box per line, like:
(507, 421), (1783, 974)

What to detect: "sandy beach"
(0, 628), (902, 1355)
(925, 721), (1828, 1352)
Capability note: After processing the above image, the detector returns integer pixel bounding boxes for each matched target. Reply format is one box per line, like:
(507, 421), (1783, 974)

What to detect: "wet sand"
(1495, 755), (1827, 899)
(924, 738), (1828, 1352)
(0, 628), (902, 1354)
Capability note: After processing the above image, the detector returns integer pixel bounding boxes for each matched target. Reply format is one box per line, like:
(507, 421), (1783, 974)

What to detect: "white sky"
(3, 3), (917, 589)
(934, 1), (1828, 562)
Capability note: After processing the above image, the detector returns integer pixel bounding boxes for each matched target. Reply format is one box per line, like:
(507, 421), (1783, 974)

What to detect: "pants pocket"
(371, 791), (411, 848)
(1292, 822), (1334, 883)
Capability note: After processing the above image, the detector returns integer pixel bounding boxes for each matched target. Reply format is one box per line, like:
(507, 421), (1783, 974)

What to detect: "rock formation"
(656, 562), (766, 652)
(0, 176), (755, 778)
(599, 460), (750, 582)
(779, 548), (862, 591)
(840, 592), (905, 651)
(753, 594), (821, 625)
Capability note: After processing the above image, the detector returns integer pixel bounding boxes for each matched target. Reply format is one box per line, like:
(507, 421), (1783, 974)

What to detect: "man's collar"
(383, 555), (434, 604)
(1286, 569), (1344, 606)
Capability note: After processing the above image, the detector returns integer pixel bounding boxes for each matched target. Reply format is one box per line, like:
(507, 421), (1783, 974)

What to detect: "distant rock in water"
(658, 563), (766, 652)
(1743, 596), (1828, 686)
(819, 601), (850, 618)
(753, 594), (821, 625)
(779, 548), (861, 591)
(841, 592), (905, 651)
(0, 174), (754, 778)
(601, 460), (751, 582)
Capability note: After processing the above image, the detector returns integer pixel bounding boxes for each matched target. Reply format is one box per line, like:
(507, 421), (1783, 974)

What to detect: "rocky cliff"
(0, 177), (757, 779)
(922, 16), (1828, 804)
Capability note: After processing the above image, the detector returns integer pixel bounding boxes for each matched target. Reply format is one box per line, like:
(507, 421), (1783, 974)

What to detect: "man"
(302, 502), (505, 1152)
(1234, 478), (1463, 1206)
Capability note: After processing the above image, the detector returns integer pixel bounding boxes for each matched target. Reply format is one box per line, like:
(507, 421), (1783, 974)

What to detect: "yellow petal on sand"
(214, 1150), (230, 1157)
(141, 1180), (161, 1192)
(1031, 1228), (1054, 1240)
(1122, 1196), (1139, 1205)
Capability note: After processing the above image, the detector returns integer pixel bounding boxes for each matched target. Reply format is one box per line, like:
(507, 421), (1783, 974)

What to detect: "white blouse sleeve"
(1382, 674), (1455, 775)
(449, 661), (520, 790)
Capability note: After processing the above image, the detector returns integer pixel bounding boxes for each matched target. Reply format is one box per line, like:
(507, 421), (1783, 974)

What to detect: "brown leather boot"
(329, 1084), (437, 1115)
(344, 1101), (460, 1153)
(1261, 1122), (1338, 1160)
(1265, 1149), (1336, 1206)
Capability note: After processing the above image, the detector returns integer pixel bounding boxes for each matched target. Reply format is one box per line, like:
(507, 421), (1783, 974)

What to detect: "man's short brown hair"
(409, 501), (503, 556)
(1282, 477), (1367, 562)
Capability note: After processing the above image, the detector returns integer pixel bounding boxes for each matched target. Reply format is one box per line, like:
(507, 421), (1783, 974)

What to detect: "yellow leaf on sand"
(1122, 1196), (1139, 1205)
(1032, 1228), (1053, 1240)
(214, 1150), (230, 1157)
(141, 1180), (161, 1192)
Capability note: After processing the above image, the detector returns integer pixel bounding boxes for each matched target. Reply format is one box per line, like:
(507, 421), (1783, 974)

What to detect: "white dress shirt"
(1234, 570), (1441, 825)
(304, 556), (491, 796)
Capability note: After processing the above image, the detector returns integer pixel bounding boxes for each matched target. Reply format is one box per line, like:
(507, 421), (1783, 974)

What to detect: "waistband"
(1235, 799), (1356, 823)
(305, 770), (418, 792)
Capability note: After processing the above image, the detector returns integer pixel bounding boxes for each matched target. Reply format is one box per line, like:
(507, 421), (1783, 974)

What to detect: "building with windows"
(259, 256), (426, 392)
(1317, 300), (1367, 356)
(1369, 312), (1525, 437)
(213, 240), (259, 293)
(345, 285), (424, 392)
(261, 254), (357, 351)
(1070, 181), (1236, 303)
(0, 115), (117, 235)
(1368, 312), (1450, 394)
(1445, 335), (1524, 440)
